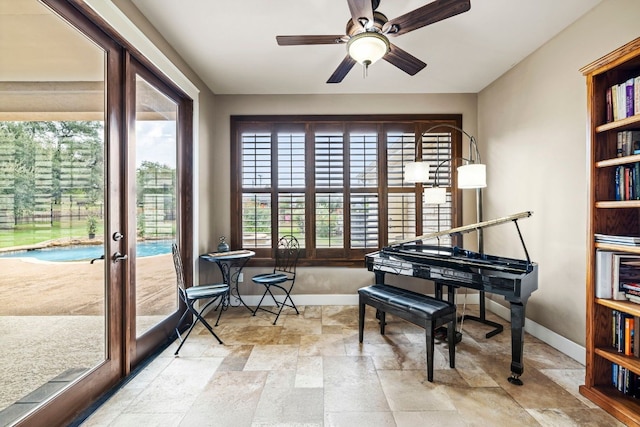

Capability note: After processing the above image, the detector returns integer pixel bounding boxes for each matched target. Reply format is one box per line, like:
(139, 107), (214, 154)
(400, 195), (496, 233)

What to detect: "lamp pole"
(422, 123), (503, 339)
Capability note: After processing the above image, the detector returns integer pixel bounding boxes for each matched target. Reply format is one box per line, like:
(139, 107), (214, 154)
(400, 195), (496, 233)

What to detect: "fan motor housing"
(346, 11), (388, 36)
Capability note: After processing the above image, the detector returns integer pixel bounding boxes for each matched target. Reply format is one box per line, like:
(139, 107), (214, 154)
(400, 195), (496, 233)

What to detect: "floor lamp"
(421, 124), (503, 339)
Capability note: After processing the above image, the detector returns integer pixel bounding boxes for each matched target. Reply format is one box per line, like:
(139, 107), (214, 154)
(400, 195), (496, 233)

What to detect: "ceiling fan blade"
(347, 0), (374, 29)
(327, 55), (357, 83)
(383, 43), (427, 76)
(383, 0), (470, 36)
(276, 35), (347, 46)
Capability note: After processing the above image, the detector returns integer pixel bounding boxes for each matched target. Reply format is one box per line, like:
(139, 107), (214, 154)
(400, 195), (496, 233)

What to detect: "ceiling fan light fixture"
(347, 32), (389, 66)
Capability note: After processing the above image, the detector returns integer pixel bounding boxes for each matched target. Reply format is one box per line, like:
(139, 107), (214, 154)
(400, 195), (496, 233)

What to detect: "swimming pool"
(0, 240), (172, 262)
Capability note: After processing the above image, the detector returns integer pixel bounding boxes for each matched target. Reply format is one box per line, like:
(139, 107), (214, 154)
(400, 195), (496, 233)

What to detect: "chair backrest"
(172, 243), (187, 294)
(274, 235), (300, 278)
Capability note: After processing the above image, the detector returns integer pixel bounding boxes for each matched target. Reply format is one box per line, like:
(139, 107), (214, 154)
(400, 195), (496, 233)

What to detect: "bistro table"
(200, 249), (255, 312)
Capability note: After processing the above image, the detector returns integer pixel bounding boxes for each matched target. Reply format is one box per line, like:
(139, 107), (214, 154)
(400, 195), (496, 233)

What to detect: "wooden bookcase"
(580, 37), (640, 427)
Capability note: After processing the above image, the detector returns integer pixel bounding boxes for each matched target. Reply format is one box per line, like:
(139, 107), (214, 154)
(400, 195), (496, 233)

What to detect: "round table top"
(200, 249), (255, 261)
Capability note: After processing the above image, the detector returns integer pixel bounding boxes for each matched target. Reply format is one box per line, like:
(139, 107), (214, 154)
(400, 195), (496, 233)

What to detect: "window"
(231, 115), (463, 266)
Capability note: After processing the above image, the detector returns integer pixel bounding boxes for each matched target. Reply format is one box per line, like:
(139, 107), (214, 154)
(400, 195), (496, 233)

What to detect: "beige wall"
(478, 0), (640, 346)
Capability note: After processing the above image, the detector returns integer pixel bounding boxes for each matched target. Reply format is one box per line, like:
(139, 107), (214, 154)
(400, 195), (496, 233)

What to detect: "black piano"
(365, 211), (538, 385)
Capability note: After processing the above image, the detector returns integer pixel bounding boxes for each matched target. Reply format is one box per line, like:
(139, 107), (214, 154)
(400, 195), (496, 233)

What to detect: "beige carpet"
(0, 254), (176, 411)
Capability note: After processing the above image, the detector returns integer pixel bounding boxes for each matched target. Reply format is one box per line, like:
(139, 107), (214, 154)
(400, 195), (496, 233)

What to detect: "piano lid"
(379, 244), (534, 274)
(388, 211), (532, 246)
(385, 211), (534, 267)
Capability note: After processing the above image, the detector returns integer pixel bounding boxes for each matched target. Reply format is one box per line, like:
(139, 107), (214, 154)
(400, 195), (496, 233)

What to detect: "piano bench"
(358, 284), (456, 382)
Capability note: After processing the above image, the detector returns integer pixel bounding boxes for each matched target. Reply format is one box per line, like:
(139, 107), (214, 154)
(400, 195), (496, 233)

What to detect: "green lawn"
(0, 220), (103, 249)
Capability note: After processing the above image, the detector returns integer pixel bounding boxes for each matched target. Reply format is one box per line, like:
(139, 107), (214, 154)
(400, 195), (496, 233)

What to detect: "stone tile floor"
(80, 304), (623, 426)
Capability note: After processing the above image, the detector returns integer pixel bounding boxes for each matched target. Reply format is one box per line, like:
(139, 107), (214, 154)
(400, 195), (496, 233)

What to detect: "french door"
(0, 1), (193, 425)
(126, 56), (189, 368)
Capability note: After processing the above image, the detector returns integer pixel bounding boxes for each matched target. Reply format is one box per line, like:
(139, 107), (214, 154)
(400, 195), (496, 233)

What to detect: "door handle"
(112, 252), (128, 263)
(90, 255), (105, 264)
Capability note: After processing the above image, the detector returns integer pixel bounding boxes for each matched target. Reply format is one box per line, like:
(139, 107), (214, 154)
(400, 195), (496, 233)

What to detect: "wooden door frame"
(14, 1), (194, 425)
(125, 54), (193, 368)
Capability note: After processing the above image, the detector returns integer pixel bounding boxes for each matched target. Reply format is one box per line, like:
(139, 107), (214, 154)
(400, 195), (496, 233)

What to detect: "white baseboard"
(238, 293), (586, 365)
(484, 298), (586, 365)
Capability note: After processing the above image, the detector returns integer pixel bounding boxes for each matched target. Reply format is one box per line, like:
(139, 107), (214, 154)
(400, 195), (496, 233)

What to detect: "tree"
(136, 161), (176, 238)
(0, 121), (104, 225)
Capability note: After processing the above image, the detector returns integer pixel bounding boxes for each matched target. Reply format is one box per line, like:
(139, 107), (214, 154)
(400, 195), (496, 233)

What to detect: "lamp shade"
(457, 163), (486, 189)
(347, 32), (389, 65)
(424, 187), (447, 204)
(404, 161), (430, 183)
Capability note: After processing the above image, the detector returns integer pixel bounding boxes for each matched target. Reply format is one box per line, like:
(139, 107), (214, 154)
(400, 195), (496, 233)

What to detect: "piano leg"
(435, 283), (463, 344)
(374, 270), (385, 284)
(508, 300), (527, 386)
(373, 271), (386, 326)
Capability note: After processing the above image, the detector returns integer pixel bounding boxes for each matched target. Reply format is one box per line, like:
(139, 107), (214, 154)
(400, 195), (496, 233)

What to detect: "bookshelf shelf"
(581, 37), (640, 425)
(596, 347), (640, 373)
(597, 154), (640, 168)
(596, 243), (640, 254)
(596, 200), (640, 208)
(596, 114), (640, 133)
(597, 298), (640, 316)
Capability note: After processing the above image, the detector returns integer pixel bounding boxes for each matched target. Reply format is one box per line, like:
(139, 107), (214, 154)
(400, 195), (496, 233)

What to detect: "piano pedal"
(434, 327), (463, 344)
(508, 374), (523, 386)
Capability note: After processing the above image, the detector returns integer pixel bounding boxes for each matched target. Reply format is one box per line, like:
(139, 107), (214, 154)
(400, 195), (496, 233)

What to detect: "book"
(635, 317), (640, 356)
(635, 76), (640, 118)
(626, 78), (635, 118)
(632, 131), (640, 154)
(617, 131), (624, 157)
(613, 254), (627, 300)
(595, 234), (640, 246)
(615, 165), (622, 200)
(612, 84), (619, 121)
(615, 254), (640, 301)
(594, 250), (638, 300)
(616, 131), (640, 156)
(206, 249), (253, 258)
(619, 255), (640, 279)
(613, 311), (634, 353)
(605, 86), (616, 123)
(635, 163), (640, 199)
(625, 167), (631, 200)
(620, 82), (628, 120)
(596, 249), (614, 298)
(621, 283), (640, 293)
(625, 317), (635, 355)
(623, 131), (630, 156)
(607, 85), (614, 123)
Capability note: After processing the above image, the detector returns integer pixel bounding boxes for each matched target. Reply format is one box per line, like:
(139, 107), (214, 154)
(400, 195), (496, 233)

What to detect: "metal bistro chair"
(172, 243), (229, 355)
(252, 235), (300, 325)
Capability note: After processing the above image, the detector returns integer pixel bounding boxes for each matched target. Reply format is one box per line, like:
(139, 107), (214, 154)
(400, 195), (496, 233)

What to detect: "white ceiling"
(131, 0), (601, 95)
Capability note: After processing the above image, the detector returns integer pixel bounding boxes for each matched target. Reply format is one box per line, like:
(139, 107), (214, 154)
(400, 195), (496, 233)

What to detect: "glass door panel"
(134, 76), (178, 338)
(0, 0), (109, 422)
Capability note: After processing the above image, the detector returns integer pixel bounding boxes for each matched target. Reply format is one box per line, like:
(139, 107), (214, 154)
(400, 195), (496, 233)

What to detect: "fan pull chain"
(363, 60), (371, 79)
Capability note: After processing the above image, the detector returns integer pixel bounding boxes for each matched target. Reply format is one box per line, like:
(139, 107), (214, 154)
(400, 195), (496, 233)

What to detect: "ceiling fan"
(276, 0), (471, 83)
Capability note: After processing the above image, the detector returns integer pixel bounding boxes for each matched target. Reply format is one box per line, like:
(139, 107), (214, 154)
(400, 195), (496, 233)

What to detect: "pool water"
(0, 240), (172, 262)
